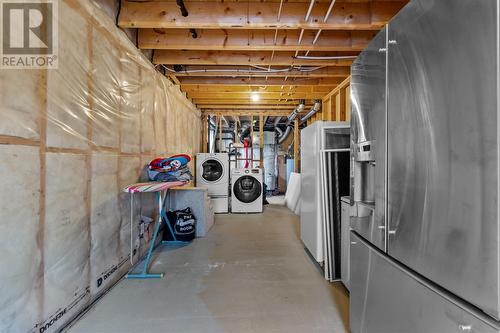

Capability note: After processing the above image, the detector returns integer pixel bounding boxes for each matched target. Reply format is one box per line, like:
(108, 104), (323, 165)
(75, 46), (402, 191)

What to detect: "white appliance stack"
(231, 168), (263, 213)
(196, 153), (229, 213)
(300, 121), (350, 282)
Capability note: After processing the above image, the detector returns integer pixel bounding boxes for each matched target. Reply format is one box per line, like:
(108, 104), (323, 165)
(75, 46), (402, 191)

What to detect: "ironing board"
(123, 180), (187, 279)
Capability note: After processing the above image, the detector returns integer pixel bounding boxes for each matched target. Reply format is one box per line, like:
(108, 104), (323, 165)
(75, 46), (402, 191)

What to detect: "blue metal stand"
(126, 191), (173, 279)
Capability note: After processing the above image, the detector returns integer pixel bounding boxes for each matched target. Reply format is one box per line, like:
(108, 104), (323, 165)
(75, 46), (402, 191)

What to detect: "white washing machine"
(196, 153), (229, 213)
(231, 168), (263, 213)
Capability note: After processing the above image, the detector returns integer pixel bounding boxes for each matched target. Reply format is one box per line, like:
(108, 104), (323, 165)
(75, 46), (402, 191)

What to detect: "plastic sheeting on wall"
(0, 0), (201, 332)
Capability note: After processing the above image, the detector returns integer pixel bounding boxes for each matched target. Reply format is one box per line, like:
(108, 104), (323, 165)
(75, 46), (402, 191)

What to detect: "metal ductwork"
(286, 101), (305, 124)
(238, 123), (251, 143)
(277, 126), (293, 144)
(276, 101), (305, 144)
(300, 101), (322, 124)
(274, 116), (282, 126)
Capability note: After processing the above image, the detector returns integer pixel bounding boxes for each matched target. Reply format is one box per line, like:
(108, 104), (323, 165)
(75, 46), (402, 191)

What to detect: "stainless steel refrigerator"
(350, 0), (500, 331)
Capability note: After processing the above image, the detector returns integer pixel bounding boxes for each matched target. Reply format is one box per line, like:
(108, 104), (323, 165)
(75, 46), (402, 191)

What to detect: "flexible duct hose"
(276, 101), (305, 144)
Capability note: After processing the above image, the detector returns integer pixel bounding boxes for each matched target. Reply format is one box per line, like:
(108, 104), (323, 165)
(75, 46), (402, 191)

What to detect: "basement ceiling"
(118, 0), (408, 117)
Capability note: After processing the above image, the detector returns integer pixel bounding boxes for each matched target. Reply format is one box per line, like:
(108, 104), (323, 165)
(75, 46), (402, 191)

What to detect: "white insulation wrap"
(0, 0), (202, 332)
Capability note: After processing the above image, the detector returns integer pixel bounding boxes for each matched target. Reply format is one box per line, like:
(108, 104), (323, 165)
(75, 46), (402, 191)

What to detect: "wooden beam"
(130, 0), (403, 3)
(204, 110), (293, 117)
(178, 77), (343, 86)
(337, 88), (347, 121)
(294, 118), (299, 172)
(193, 99), (305, 105)
(182, 84), (335, 94)
(345, 85), (351, 121)
(154, 50), (355, 66)
(187, 92), (326, 99)
(250, 114), (254, 162)
(200, 105), (303, 110)
(323, 76), (352, 101)
(119, 1), (407, 30)
(218, 114), (222, 152)
(140, 29), (374, 52)
(168, 73), (180, 85)
(171, 66), (350, 78)
(259, 114), (264, 168)
(202, 114), (208, 152)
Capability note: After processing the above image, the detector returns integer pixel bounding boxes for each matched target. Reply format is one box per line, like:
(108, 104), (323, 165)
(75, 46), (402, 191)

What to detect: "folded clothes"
(148, 164), (193, 182)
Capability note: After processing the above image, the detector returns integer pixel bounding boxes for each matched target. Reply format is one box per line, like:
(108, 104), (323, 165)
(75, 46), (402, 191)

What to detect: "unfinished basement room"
(2, 0), (499, 332)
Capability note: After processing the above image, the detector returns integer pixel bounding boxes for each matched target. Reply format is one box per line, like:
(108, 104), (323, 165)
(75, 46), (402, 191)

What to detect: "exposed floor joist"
(199, 105), (310, 109)
(178, 77), (343, 86)
(181, 85), (335, 93)
(119, 1), (406, 30)
(186, 92), (326, 99)
(123, 0), (408, 116)
(168, 66), (351, 78)
(192, 99), (315, 105)
(153, 50), (356, 66)
(203, 110), (295, 117)
(140, 29), (375, 51)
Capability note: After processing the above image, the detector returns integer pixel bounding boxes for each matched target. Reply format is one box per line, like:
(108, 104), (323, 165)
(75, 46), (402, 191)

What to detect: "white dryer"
(231, 168), (263, 213)
(196, 153), (229, 213)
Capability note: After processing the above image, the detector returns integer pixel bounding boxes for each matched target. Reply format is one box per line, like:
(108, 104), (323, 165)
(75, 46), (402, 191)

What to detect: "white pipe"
(294, 55), (358, 60)
(277, 0), (284, 21)
(312, 29), (322, 45)
(324, 0), (336, 22)
(298, 29), (305, 44)
(305, 0), (315, 21)
(305, 0), (336, 56)
(164, 66), (323, 74)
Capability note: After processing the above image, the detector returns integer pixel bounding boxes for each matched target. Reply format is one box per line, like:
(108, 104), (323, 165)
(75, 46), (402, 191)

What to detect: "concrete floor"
(69, 204), (349, 333)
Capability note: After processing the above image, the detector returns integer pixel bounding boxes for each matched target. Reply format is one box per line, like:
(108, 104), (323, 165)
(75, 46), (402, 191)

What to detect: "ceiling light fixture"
(251, 93), (260, 102)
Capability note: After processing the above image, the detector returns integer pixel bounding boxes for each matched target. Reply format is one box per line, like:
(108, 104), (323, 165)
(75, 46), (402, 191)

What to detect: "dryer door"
(202, 159), (224, 182)
(233, 176), (262, 203)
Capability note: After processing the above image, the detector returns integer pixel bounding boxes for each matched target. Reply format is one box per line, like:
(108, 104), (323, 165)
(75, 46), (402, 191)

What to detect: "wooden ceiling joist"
(154, 50), (355, 67)
(193, 99), (310, 105)
(186, 92), (326, 99)
(119, 1), (406, 30)
(199, 105), (308, 109)
(178, 77), (342, 86)
(140, 29), (375, 52)
(204, 110), (293, 117)
(170, 66), (350, 78)
(181, 84), (335, 93)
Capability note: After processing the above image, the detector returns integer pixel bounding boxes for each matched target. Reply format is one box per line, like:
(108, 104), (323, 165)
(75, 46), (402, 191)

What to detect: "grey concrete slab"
(68, 205), (349, 333)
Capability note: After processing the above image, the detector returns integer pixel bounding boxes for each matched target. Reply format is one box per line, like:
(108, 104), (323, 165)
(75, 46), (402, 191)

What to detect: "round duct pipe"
(276, 101), (305, 145)
(300, 101), (322, 124)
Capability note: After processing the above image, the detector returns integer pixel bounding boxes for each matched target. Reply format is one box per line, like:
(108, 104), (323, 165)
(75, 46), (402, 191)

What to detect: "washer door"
(202, 159), (224, 182)
(233, 176), (262, 203)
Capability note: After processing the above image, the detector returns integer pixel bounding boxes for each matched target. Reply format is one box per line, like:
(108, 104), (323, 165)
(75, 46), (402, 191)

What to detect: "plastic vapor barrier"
(0, 1), (201, 332)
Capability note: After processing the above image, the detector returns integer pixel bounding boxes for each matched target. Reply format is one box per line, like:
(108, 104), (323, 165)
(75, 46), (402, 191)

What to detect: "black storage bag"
(162, 207), (196, 242)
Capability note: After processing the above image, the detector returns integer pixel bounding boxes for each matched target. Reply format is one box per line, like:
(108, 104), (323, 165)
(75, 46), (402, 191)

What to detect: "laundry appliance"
(196, 153), (229, 213)
(231, 168), (263, 213)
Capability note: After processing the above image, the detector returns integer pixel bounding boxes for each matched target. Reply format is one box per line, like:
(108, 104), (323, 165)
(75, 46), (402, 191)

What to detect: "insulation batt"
(0, 0), (201, 332)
